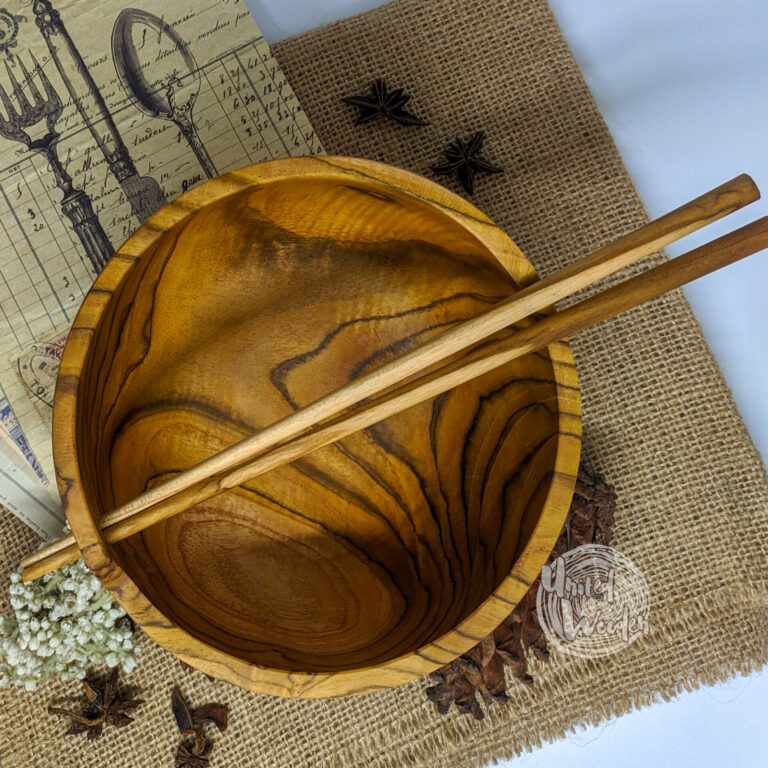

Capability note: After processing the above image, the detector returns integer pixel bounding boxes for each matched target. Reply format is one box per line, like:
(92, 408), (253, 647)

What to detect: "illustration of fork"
(0, 53), (113, 274)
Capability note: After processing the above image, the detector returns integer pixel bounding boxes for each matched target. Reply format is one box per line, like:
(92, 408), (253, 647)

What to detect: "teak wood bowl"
(55, 156), (582, 697)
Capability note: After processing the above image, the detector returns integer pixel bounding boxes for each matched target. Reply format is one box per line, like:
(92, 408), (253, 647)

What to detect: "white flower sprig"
(0, 559), (140, 690)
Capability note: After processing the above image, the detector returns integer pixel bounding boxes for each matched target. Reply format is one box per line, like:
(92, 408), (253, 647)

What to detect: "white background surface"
(245, 0), (768, 764)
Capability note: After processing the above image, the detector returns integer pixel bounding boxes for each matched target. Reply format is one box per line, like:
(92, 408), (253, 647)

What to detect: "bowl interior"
(76, 173), (563, 674)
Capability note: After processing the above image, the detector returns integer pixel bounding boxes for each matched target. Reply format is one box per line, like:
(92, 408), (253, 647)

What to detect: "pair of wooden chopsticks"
(21, 174), (767, 582)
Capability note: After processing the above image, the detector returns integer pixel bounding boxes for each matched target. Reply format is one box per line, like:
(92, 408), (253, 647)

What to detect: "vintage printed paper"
(0, 0), (321, 524)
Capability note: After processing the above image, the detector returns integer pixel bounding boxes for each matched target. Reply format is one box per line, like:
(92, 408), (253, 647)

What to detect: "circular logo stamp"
(536, 544), (650, 658)
(16, 337), (65, 408)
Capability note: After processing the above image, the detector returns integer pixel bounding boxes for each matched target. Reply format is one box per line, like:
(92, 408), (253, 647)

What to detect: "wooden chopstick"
(25, 215), (768, 579)
(20, 176), (761, 580)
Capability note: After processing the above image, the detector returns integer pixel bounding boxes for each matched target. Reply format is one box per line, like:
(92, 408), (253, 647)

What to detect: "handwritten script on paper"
(0, 0), (322, 535)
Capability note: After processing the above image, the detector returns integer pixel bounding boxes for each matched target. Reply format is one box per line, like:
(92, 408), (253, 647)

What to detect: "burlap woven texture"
(1, 0), (767, 766)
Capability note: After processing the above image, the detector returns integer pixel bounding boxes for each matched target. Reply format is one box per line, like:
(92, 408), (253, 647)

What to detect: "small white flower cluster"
(0, 559), (140, 690)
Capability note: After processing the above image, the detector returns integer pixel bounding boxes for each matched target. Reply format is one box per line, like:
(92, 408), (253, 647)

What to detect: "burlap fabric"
(1, 0), (767, 765)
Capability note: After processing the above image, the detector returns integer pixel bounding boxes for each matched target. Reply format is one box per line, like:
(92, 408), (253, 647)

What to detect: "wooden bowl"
(55, 157), (581, 697)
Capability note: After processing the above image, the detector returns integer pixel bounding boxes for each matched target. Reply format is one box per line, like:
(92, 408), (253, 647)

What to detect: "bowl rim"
(54, 155), (582, 698)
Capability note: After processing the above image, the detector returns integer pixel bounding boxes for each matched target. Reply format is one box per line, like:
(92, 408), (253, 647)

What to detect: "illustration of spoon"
(111, 8), (217, 179)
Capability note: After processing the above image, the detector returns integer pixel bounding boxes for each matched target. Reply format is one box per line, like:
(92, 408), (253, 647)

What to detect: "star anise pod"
(172, 686), (228, 767)
(426, 466), (617, 719)
(172, 686), (228, 736)
(431, 131), (503, 195)
(176, 735), (214, 768)
(48, 667), (144, 739)
(342, 78), (428, 126)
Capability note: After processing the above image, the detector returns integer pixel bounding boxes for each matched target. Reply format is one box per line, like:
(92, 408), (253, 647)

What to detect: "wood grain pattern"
(55, 156), (582, 697)
(23, 173), (757, 580)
